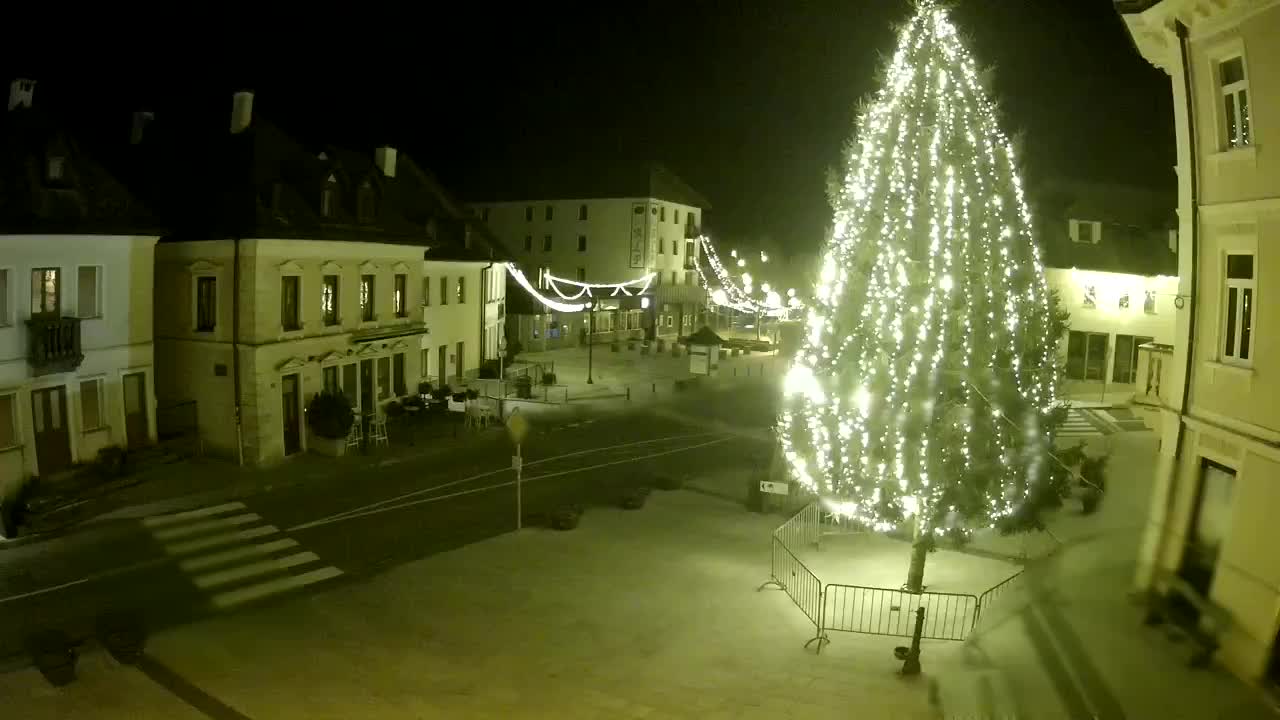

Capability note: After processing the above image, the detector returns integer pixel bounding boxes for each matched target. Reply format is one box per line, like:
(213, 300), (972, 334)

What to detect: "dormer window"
(320, 175), (338, 218)
(357, 179), (377, 222)
(46, 156), (65, 182)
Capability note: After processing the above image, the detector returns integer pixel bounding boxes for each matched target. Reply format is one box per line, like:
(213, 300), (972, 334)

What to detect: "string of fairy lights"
(695, 235), (803, 318)
(777, 1), (1061, 534)
(506, 263), (654, 313)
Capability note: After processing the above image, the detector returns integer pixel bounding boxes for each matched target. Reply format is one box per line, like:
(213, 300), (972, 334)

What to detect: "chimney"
(8, 78), (35, 111)
(230, 91), (254, 134)
(375, 146), (397, 178)
(131, 111), (155, 145)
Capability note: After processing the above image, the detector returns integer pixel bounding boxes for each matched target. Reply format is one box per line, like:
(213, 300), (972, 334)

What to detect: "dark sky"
(20, 0), (1172, 257)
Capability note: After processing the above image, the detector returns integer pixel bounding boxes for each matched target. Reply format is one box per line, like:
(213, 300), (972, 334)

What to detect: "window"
(422, 277), (431, 307)
(672, 240), (678, 255)
(75, 266), (101, 318)
(0, 269), (9, 325)
(323, 365), (339, 394)
(660, 206), (666, 222)
(670, 271), (677, 285)
(47, 156), (65, 182)
(321, 178), (338, 218)
(357, 180), (377, 222)
(1065, 331), (1109, 381)
(674, 209), (680, 225)
(1082, 285), (1096, 309)
(545, 205), (554, 221)
(1118, 293), (1130, 311)
(456, 276), (466, 304)
(360, 274), (375, 321)
(684, 240), (695, 266)
(394, 273), (407, 317)
(1219, 56), (1252, 149)
(577, 267), (586, 282)
(342, 363), (358, 409)
(322, 275), (339, 326)
(1113, 334), (1154, 384)
(543, 235), (552, 252)
(1184, 460), (1236, 595)
(393, 353), (406, 396)
(196, 276), (216, 331)
(577, 235), (587, 252)
(658, 239), (665, 254)
(1070, 219), (1101, 244)
(0, 393), (15, 448)
(524, 235), (533, 252)
(80, 378), (104, 431)
(1223, 253), (1254, 364)
(377, 356), (391, 399)
(440, 276), (449, 305)
(525, 206), (534, 222)
(481, 207), (490, 222)
(281, 275), (301, 330)
(578, 204), (588, 221)
(31, 267), (59, 315)
(1144, 290), (1157, 315)
(420, 349), (431, 380)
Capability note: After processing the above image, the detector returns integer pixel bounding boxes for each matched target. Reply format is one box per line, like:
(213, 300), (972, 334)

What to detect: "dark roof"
(684, 326), (725, 346)
(468, 162), (711, 210)
(129, 106), (511, 262)
(0, 97), (161, 235)
(1032, 179), (1177, 276)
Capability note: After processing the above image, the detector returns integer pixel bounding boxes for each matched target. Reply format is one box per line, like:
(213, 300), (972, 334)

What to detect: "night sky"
(19, 0), (1172, 257)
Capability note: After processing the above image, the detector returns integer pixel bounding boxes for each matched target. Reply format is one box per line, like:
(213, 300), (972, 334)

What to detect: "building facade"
(0, 80), (160, 509)
(1035, 180), (1178, 392)
(471, 165), (709, 350)
(1119, 0), (1280, 687)
(145, 93), (507, 466)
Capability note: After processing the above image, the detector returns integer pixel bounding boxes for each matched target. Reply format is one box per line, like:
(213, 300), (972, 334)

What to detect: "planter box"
(308, 430), (347, 457)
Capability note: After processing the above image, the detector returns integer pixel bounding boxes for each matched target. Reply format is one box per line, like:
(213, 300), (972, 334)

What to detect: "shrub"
(542, 372), (557, 385)
(95, 445), (129, 479)
(466, 388), (480, 400)
(385, 400), (404, 418)
(306, 391), (355, 440)
(417, 381), (433, 396)
(621, 486), (651, 510)
(551, 504), (583, 530)
(432, 385), (452, 401)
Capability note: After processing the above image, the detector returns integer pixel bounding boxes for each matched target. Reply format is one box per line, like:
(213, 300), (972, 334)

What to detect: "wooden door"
(123, 371), (149, 448)
(281, 373), (301, 456)
(31, 386), (71, 475)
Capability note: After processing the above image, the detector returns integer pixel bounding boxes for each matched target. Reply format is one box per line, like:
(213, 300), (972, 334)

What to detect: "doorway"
(31, 386), (71, 475)
(455, 341), (465, 384)
(281, 373), (301, 456)
(360, 359), (374, 418)
(123, 371), (149, 449)
(438, 345), (448, 387)
(1113, 334), (1154, 384)
(1066, 331), (1109, 381)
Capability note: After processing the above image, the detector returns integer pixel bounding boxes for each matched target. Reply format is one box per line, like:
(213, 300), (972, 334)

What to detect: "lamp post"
(586, 300), (595, 385)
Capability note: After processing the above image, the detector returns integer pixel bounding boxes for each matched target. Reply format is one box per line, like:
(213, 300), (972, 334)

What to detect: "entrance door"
(123, 372), (149, 449)
(455, 341), (464, 384)
(31, 386), (71, 475)
(1113, 335), (1154, 384)
(360, 359), (374, 418)
(438, 345), (447, 387)
(281, 373), (301, 456)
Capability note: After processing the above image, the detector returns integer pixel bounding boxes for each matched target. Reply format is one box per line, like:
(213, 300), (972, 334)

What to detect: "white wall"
(420, 260), (489, 387)
(0, 234), (158, 489)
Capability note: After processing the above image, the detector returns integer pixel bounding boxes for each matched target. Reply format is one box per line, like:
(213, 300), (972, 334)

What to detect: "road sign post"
(507, 410), (530, 531)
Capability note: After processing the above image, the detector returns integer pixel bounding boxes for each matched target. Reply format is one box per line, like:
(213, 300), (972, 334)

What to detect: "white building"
(0, 79), (159, 512)
(1033, 180), (1178, 392)
(1119, 0), (1280, 687)
(471, 165), (709, 349)
(145, 94), (508, 466)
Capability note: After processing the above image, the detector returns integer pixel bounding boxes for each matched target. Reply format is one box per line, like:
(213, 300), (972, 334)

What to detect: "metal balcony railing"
(27, 315), (84, 376)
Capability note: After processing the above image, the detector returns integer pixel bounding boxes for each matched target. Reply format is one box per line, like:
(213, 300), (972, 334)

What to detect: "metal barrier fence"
(823, 584), (977, 642)
(761, 536), (828, 649)
(775, 500), (821, 551)
(975, 569), (1024, 628)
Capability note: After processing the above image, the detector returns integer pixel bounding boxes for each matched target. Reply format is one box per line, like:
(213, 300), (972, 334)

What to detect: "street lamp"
(586, 300), (595, 384)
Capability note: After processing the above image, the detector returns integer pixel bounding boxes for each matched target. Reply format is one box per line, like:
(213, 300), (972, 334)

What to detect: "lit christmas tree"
(777, 0), (1074, 592)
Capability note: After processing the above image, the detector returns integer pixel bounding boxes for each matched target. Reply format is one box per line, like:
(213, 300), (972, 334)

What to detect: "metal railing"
(761, 536), (828, 649)
(974, 569), (1024, 629)
(823, 584), (977, 642)
(775, 500), (821, 551)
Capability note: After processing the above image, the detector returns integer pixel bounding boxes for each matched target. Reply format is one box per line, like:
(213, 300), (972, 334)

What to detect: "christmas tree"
(777, 0), (1073, 592)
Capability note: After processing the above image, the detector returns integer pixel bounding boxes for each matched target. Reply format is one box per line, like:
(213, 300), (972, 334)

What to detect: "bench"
(1143, 571), (1229, 668)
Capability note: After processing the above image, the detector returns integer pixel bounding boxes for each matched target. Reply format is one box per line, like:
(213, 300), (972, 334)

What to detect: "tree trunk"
(905, 516), (928, 592)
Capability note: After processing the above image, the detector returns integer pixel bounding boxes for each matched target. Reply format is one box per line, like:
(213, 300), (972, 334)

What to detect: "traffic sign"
(506, 411), (529, 444)
(760, 481), (790, 495)
(511, 455), (522, 471)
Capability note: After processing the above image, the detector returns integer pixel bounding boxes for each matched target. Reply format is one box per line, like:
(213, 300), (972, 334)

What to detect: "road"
(0, 381), (777, 666)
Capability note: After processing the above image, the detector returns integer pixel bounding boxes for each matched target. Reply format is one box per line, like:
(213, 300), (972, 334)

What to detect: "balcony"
(27, 315), (84, 376)
(684, 224), (702, 240)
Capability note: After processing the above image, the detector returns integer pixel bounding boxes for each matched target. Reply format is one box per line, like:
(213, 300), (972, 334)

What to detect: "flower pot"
(621, 487), (651, 510)
(308, 429), (347, 457)
(551, 505), (583, 530)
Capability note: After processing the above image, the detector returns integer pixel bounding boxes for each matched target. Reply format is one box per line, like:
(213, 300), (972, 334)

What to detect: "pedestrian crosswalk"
(142, 502), (342, 611)
(1057, 407), (1108, 441)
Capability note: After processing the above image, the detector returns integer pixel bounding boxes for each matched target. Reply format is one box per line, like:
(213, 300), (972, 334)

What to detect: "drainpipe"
(232, 236), (244, 467)
(1151, 19), (1200, 585)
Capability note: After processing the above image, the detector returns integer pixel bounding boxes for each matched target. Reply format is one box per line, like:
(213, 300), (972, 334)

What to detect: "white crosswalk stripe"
(143, 503), (342, 611)
(1058, 408), (1106, 440)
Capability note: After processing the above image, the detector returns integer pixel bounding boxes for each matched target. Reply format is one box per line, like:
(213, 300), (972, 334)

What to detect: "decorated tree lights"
(776, 0), (1072, 592)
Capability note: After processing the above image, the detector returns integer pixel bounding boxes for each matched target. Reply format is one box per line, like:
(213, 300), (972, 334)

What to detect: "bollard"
(899, 607), (925, 676)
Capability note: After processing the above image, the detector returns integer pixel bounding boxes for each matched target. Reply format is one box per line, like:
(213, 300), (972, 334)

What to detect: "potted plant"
(96, 611), (145, 665)
(306, 391), (355, 457)
(466, 388), (480, 400)
(27, 629), (77, 686)
(621, 486), (651, 510)
(1079, 454), (1108, 515)
(417, 381), (433, 399)
(385, 400), (405, 419)
(95, 445), (130, 480)
(551, 504), (583, 530)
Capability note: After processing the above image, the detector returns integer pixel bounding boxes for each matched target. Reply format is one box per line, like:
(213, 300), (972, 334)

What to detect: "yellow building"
(1118, 0), (1280, 687)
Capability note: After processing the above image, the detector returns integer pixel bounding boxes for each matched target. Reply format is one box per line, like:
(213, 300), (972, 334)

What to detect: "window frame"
(578, 204), (588, 221)
(322, 274), (340, 327)
(523, 235), (533, 252)
(544, 205), (554, 221)
(422, 276), (431, 307)
(456, 276), (466, 305)
(0, 267), (12, 327)
(0, 391), (18, 450)
(440, 275), (449, 306)
(525, 206), (534, 222)
(1069, 219), (1101, 245)
(577, 235), (587, 252)
(394, 273), (408, 318)
(1216, 53), (1253, 149)
(543, 235), (552, 252)
(195, 275), (217, 333)
(393, 352), (406, 396)
(1221, 251), (1255, 367)
(77, 265), (103, 319)
(280, 274), (302, 331)
(30, 267), (61, 316)
(360, 274), (377, 322)
(80, 376), (107, 432)
(377, 356), (392, 400)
